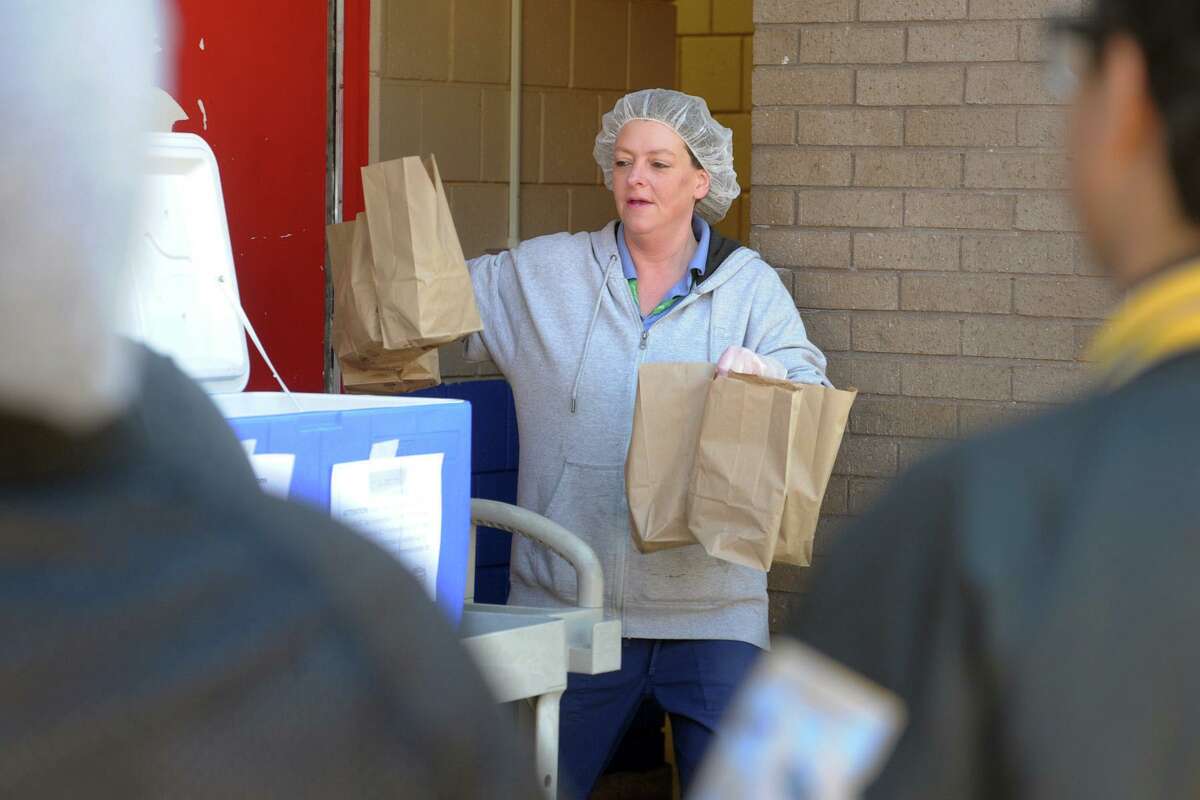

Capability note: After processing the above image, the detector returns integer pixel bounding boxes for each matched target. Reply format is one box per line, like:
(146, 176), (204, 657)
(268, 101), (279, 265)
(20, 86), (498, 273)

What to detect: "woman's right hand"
(716, 346), (787, 380)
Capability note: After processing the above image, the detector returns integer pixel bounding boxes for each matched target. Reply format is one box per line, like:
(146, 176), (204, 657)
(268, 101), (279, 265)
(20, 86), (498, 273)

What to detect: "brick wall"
(676, 0), (755, 242)
(751, 0), (1116, 628)
(373, 0), (676, 378)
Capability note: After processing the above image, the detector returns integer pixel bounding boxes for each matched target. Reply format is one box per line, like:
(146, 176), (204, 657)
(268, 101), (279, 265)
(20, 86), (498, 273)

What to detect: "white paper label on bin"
(329, 452), (443, 601)
(369, 438), (400, 459)
(249, 453), (295, 499)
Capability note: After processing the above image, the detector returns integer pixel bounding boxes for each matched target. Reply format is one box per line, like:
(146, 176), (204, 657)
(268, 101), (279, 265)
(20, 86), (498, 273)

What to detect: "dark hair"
(1056, 1), (1200, 223)
(685, 146), (702, 171)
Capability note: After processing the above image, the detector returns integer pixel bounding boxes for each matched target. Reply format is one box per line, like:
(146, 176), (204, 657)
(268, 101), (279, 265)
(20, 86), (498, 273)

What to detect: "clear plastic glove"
(716, 346), (787, 380)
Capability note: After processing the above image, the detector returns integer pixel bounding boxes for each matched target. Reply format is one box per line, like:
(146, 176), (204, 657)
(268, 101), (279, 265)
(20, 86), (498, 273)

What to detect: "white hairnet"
(0, 1), (164, 431)
(594, 89), (740, 224)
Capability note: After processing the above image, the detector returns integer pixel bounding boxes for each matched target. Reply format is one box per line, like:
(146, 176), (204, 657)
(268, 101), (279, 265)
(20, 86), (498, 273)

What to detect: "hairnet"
(594, 89), (740, 224)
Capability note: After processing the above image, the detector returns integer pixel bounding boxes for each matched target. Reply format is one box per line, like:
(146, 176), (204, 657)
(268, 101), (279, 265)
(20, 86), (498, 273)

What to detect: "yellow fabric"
(1087, 259), (1200, 388)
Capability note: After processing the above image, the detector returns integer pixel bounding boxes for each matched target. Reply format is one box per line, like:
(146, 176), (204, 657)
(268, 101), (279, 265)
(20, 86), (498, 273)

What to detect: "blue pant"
(558, 639), (762, 799)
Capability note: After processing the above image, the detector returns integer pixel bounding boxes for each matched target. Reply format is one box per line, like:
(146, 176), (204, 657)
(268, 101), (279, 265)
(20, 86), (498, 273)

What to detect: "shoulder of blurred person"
(0, 350), (539, 798)
(128, 342), (260, 491)
(795, 349), (1200, 798)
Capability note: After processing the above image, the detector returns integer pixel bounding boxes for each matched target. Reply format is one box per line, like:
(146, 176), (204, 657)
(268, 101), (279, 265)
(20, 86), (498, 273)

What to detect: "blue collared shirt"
(617, 214), (711, 330)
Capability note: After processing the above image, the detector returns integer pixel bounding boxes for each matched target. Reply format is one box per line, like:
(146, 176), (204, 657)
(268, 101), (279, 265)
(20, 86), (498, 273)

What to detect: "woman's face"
(611, 120), (711, 238)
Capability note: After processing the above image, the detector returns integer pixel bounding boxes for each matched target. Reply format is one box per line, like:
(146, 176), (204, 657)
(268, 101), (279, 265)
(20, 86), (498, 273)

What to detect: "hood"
(587, 220), (756, 296)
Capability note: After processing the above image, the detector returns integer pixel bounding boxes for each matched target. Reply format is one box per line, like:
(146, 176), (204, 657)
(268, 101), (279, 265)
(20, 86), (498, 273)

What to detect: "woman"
(465, 89), (829, 797)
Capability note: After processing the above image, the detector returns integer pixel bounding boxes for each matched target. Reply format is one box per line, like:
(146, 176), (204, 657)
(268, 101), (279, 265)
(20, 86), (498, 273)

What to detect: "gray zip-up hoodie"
(466, 221), (827, 649)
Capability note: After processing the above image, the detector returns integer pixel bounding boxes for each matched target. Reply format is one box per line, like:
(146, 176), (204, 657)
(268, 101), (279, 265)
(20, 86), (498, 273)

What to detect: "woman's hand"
(716, 346), (787, 380)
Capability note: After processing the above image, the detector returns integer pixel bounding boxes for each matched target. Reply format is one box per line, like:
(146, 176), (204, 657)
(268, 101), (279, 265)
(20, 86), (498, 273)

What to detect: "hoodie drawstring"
(571, 254), (618, 414)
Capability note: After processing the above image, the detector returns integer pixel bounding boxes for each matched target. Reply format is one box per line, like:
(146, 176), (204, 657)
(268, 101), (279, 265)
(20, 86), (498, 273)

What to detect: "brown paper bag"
(326, 214), (423, 370)
(687, 374), (797, 570)
(340, 349), (441, 395)
(775, 384), (856, 567)
(687, 374), (856, 572)
(360, 154), (483, 352)
(626, 362), (716, 553)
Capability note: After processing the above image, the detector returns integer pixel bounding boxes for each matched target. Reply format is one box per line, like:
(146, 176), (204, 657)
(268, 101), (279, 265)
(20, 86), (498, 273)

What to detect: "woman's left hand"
(716, 346), (787, 380)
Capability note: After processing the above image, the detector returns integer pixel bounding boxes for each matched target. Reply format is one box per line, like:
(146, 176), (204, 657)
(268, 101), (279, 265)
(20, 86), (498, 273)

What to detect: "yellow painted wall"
(675, 0), (753, 242)
(373, 0), (677, 378)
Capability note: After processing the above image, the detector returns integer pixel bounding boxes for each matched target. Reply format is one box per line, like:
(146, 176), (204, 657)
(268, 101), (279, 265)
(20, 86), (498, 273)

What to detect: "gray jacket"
(467, 221), (827, 648)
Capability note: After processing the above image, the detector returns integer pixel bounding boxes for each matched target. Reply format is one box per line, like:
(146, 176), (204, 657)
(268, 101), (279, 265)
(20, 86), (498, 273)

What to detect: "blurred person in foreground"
(790, 1), (1200, 797)
(0, 3), (537, 797)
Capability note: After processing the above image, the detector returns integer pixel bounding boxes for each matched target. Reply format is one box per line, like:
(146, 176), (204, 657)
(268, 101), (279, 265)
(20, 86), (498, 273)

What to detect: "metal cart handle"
(470, 499), (604, 610)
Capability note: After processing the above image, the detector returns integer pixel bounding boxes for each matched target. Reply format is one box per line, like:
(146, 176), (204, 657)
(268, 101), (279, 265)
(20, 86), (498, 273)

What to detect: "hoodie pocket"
(521, 460), (625, 609)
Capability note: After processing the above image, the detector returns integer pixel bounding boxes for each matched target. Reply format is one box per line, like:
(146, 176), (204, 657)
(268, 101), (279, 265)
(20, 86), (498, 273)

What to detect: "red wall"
(170, 1), (329, 391)
(343, 0), (371, 222)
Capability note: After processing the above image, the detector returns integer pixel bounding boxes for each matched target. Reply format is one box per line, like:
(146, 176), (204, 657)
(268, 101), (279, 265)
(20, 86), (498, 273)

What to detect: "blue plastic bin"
(214, 392), (472, 625)
(415, 379), (520, 604)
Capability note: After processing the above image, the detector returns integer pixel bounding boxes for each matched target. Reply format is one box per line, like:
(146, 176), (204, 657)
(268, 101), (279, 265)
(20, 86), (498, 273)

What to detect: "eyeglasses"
(1044, 33), (1089, 100)
(1043, 16), (1110, 102)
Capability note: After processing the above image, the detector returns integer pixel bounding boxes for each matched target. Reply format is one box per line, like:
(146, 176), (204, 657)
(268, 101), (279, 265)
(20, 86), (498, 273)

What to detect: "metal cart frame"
(459, 499), (622, 798)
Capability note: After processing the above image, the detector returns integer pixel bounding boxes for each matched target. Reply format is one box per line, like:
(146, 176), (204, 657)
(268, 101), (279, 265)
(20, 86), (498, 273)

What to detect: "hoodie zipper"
(614, 267), (707, 621)
(602, 244), (749, 621)
(634, 290), (708, 361)
(624, 275), (705, 359)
